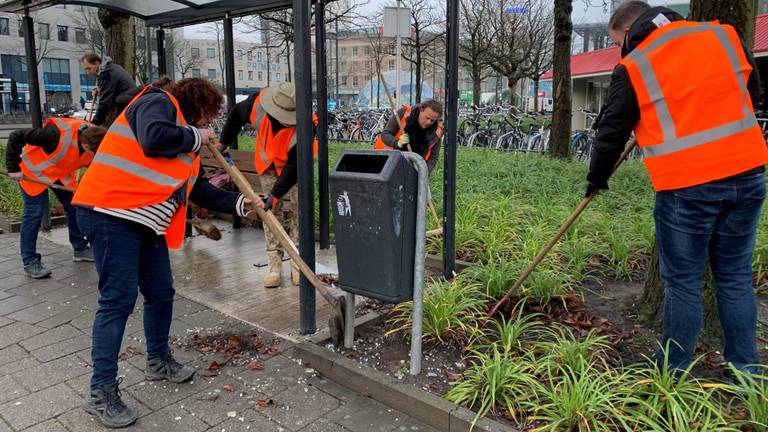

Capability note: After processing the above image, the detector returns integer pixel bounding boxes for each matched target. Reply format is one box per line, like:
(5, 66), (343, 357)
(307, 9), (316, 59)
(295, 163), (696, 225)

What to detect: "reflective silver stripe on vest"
(626, 23), (758, 158)
(252, 104), (271, 169)
(108, 120), (194, 167)
(21, 120), (76, 176)
(93, 153), (183, 188)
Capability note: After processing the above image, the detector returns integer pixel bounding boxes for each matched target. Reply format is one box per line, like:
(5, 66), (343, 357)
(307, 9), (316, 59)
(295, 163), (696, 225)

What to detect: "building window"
(238, 70), (243, 80)
(353, 76), (358, 87)
(191, 68), (201, 78)
(388, 60), (395, 69)
(352, 47), (358, 57)
(207, 48), (215, 59)
(342, 76), (347, 86)
(341, 47), (346, 57)
(191, 48), (200, 59)
(208, 69), (216, 79)
(276, 73), (281, 81)
(258, 71), (263, 81)
(38, 23), (49, 40)
(236, 50), (242, 60)
(248, 70), (253, 80)
(75, 28), (86, 44)
(247, 51), (253, 61)
(257, 51), (263, 62)
(365, 46), (371, 55)
(1, 54), (27, 84)
(57, 25), (68, 42)
(0, 18), (8, 36)
(42, 58), (71, 92)
(17, 20), (23, 37)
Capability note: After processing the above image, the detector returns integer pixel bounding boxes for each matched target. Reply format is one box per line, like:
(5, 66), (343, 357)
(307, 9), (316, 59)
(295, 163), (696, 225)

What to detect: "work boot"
(291, 263), (300, 286)
(264, 250), (283, 288)
(83, 379), (137, 428)
(145, 351), (196, 383)
(23, 260), (51, 279)
(73, 248), (95, 262)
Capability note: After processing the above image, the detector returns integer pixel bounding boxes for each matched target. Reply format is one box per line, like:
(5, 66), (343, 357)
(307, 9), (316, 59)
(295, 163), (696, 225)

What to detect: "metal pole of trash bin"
(402, 152), (427, 375)
(344, 291), (355, 349)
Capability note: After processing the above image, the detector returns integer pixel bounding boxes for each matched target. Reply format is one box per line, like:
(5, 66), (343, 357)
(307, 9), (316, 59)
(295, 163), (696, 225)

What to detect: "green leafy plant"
(532, 328), (612, 375)
(445, 348), (538, 429)
(386, 279), (485, 342)
(469, 300), (546, 355)
(725, 367), (768, 431)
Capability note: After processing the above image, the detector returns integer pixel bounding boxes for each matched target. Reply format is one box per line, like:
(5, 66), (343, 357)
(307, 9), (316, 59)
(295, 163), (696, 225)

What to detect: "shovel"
(487, 140), (639, 317)
(204, 142), (347, 343)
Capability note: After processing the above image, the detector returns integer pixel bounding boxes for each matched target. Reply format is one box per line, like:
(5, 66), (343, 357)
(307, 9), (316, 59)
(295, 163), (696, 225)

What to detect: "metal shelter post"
(145, 25), (153, 82)
(315, 0), (330, 250)
(223, 16), (236, 112)
(22, 10), (41, 127)
(156, 29), (167, 76)
(293, 0), (316, 334)
(443, 0), (459, 278)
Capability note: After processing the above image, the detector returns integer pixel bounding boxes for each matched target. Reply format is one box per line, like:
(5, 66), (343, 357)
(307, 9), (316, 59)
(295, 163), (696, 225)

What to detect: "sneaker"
(23, 261), (52, 279)
(73, 248), (94, 262)
(83, 379), (137, 428)
(145, 351), (196, 383)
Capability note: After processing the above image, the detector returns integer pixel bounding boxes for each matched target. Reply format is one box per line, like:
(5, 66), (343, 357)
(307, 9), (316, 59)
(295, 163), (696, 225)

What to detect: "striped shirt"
(94, 193), (248, 235)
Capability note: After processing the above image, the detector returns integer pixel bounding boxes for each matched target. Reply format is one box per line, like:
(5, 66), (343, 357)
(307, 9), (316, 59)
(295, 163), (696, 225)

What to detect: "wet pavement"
(0, 231), (438, 432)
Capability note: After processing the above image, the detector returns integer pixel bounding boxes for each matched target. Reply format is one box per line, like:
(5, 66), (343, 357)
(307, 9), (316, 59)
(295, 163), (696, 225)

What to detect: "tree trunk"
(641, 0), (757, 345)
(533, 79), (540, 112)
(473, 73), (482, 107)
(97, 10), (136, 79)
(549, 0), (572, 158)
(415, 52), (422, 103)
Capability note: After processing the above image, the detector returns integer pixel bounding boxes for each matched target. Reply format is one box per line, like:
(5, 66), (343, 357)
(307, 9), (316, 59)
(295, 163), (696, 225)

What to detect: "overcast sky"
(185, 0), (681, 40)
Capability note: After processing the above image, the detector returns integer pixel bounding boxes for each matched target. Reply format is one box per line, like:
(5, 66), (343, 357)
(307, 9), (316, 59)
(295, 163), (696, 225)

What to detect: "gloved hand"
(396, 133), (410, 149)
(7, 171), (22, 182)
(584, 182), (606, 198)
(261, 193), (279, 211)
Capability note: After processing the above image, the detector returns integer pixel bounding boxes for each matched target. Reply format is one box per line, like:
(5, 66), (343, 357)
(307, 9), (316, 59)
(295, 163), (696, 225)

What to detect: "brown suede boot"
(264, 250), (283, 288)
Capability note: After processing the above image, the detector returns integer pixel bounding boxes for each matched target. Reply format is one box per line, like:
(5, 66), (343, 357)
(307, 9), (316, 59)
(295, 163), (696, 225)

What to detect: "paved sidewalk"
(0, 232), (438, 432)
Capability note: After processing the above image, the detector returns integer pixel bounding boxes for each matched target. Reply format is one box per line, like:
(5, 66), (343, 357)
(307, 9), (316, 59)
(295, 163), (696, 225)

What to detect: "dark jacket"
(587, 7), (763, 190)
(5, 124), (87, 173)
(219, 94), (299, 199)
(125, 87), (243, 214)
(92, 57), (137, 127)
(379, 105), (442, 174)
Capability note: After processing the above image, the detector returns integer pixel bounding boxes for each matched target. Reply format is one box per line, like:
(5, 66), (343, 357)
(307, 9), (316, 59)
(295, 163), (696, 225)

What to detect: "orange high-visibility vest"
(620, 20), (768, 191)
(20, 118), (93, 196)
(374, 105), (442, 162)
(73, 86), (200, 249)
(250, 90), (318, 176)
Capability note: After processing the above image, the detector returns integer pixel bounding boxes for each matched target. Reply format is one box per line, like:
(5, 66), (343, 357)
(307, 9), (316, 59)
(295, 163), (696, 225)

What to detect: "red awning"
(540, 46), (620, 81)
(543, 13), (768, 81)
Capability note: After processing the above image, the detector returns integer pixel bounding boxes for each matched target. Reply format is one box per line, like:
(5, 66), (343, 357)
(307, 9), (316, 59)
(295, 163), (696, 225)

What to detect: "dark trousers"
(653, 171), (765, 373)
(76, 207), (175, 389)
(20, 186), (88, 266)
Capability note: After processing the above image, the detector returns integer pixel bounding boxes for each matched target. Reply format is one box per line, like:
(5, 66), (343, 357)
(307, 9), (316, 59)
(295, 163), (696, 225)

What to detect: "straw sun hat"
(261, 82), (297, 126)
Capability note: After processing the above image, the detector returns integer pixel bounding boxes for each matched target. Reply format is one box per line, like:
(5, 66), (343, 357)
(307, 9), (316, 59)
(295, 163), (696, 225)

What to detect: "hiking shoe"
(145, 351), (196, 383)
(83, 379), (137, 428)
(23, 261), (51, 279)
(73, 248), (94, 262)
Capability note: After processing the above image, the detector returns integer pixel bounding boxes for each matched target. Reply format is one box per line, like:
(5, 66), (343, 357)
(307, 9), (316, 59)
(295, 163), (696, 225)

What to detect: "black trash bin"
(330, 150), (418, 303)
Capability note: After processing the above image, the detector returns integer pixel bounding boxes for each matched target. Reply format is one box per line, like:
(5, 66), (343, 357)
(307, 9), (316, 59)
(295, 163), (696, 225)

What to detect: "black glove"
(262, 193), (278, 211)
(584, 182), (606, 198)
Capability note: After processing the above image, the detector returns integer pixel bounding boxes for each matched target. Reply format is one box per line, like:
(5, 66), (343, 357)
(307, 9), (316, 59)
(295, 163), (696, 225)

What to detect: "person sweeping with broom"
(219, 82), (317, 289)
(72, 78), (261, 428)
(4, 118), (107, 278)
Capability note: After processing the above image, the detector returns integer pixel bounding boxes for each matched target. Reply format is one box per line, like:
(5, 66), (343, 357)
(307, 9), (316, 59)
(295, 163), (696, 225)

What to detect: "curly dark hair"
(166, 78), (223, 126)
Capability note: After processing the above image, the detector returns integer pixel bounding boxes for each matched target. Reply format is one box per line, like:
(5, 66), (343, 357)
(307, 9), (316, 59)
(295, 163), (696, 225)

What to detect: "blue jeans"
(76, 207), (175, 389)
(20, 186), (88, 266)
(654, 172), (765, 373)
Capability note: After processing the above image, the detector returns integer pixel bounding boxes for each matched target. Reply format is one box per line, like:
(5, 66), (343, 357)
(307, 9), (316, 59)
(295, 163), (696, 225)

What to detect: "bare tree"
(485, 0), (550, 107)
(70, 6), (107, 57)
(171, 38), (203, 79)
(398, 0), (445, 104)
(549, 0), (572, 158)
(459, 0), (495, 107)
(204, 21), (227, 87)
(526, 20), (554, 112)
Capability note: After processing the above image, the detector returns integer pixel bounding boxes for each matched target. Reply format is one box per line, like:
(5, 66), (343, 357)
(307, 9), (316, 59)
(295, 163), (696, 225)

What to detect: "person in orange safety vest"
(71, 78), (262, 428)
(4, 118), (106, 278)
(374, 99), (443, 175)
(219, 82), (317, 289)
(586, 2), (768, 376)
